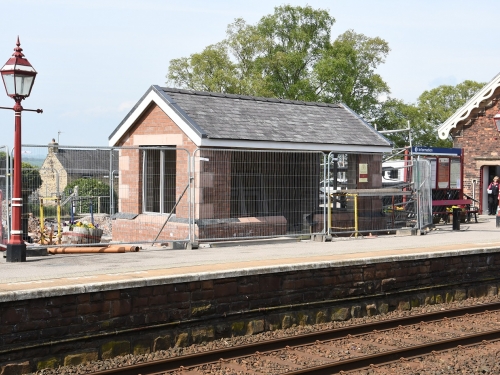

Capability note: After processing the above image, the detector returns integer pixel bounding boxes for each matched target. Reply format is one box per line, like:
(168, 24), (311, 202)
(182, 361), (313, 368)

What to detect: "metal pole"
(56, 197), (61, 244)
(4, 146), (10, 240)
(109, 149), (113, 215)
(354, 193), (358, 238)
(40, 198), (45, 245)
(90, 199), (94, 225)
(6, 100), (26, 262)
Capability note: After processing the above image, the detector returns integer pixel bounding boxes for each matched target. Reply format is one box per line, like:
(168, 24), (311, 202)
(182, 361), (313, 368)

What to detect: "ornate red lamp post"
(0, 37), (42, 262)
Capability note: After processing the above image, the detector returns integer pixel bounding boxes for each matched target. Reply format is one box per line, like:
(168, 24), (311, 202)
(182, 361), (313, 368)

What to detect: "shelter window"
(142, 148), (176, 214)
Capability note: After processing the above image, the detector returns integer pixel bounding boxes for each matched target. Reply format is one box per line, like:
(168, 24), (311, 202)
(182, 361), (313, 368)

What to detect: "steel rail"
(90, 301), (500, 375)
(284, 329), (500, 374)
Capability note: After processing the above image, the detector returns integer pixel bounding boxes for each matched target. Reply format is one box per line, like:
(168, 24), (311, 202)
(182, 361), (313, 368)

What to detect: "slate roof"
(109, 85), (392, 150)
(53, 149), (118, 174)
(165, 88), (390, 146)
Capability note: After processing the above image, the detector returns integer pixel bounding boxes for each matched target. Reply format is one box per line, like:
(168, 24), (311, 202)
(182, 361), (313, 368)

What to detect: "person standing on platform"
(487, 176), (500, 215)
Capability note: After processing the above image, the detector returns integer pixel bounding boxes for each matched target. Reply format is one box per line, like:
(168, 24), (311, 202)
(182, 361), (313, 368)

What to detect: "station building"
(108, 85), (392, 243)
(437, 73), (500, 214)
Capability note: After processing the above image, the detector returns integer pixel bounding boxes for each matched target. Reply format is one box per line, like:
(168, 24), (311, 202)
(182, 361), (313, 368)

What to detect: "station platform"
(2, 215), (500, 301)
(4, 214), (500, 374)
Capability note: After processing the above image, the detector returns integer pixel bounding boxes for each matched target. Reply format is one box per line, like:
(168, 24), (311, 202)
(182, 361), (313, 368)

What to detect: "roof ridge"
(160, 87), (341, 108)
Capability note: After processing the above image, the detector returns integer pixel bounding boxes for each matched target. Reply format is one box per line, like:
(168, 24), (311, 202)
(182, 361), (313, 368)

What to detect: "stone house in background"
(437, 73), (500, 214)
(38, 140), (118, 199)
(108, 85), (392, 243)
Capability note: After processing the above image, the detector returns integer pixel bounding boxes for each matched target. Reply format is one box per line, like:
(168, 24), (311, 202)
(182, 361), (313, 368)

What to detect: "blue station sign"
(411, 146), (462, 156)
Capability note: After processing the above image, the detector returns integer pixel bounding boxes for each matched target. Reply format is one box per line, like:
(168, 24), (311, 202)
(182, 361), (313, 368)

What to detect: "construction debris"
(28, 214), (113, 245)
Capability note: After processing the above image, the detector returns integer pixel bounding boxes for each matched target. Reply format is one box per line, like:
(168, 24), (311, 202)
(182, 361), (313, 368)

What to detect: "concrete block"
(312, 234), (325, 242)
(160, 241), (186, 250)
(396, 228), (418, 236)
(26, 246), (48, 257)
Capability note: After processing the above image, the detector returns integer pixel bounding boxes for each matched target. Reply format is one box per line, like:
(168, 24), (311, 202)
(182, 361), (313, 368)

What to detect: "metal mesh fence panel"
(325, 152), (421, 236)
(193, 149), (326, 241)
(10, 145), (432, 246)
(20, 145), (191, 246)
(0, 146), (8, 248)
(413, 159), (433, 229)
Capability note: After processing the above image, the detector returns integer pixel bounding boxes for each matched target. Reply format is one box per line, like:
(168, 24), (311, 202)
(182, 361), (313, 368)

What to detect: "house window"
(142, 148), (176, 214)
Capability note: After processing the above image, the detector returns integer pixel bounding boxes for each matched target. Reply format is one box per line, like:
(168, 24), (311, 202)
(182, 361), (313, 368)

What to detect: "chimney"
(48, 138), (59, 154)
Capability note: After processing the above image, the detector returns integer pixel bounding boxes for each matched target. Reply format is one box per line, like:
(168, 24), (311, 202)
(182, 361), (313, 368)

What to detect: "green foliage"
(22, 162), (42, 194)
(254, 5), (335, 101)
(30, 203), (60, 218)
(166, 5), (486, 149)
(166, 5), (390, 119)
(372, 80), (484, 149)
(373, 99), (452, 149)
(315, 30), (390, 118)
(0, 157), (42, 193)
(168, 42), (239, 93)
(63, 178), (114, 214)
(417, 80), (485, 127)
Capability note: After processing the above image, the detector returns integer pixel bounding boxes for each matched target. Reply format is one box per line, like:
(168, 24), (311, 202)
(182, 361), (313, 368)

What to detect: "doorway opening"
(482, 166), (500, 215)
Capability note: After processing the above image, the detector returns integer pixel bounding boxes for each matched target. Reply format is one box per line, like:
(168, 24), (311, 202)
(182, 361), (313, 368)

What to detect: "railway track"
(92, 301), (500, 375)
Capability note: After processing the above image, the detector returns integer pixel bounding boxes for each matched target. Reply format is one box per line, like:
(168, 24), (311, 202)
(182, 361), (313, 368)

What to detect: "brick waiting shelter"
(437, 73), (500, 214)
(108, 85), (392, 243)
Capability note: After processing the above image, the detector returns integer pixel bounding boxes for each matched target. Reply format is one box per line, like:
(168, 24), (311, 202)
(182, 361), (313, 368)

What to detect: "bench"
(432, 199), (478, 223)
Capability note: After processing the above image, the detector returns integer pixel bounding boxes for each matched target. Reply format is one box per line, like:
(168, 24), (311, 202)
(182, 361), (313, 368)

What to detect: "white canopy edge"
(437, 72), (500, 139)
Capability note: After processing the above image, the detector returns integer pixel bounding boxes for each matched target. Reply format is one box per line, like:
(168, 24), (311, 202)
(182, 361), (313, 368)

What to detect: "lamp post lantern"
(494, 112), (500, 132)
(0, 37), (41, 262)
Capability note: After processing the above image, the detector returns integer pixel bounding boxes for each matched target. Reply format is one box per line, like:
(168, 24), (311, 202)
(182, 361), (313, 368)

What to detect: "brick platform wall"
(111, 215), (191, 242)
(2, 251), (500, 373)
(198, 216), (287, 239)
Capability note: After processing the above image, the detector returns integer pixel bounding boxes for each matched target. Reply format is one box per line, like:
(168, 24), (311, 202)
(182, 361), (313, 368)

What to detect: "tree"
(63, 178), (114, 214)
(315, 30), (390, 118)
(166, 5), (390, 119)
(21, 162), (42, 194)
(253, 5), (335, 101)
(0, 154), (42, 194)
(374, 80), (485, 149)
(166, 6), (483, 148)
(417, 80), (485, 127)
(225, 18), (266, 96)
(373, 98), (452, 149)
(167, 42), (240, 93)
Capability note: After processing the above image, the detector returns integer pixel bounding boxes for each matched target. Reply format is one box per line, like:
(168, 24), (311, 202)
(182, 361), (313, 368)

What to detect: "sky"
(0, 0), (499, 149)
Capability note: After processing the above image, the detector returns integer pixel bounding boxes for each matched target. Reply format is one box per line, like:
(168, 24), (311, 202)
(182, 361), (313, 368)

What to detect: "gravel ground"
(355, 341), (500, 374)
(30, 294), (500, 375)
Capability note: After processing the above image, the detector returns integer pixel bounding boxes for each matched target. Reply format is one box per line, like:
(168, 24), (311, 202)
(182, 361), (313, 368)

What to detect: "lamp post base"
(6, 242), (26, 262)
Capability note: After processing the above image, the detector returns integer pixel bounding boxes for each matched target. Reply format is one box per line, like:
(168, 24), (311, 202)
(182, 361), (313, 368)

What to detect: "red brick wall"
(453, 101), (500, 212)
(197, 149), (231, 219)
(112, 216), (192, 243)
(112, 104), (198, 242)
(116, 104), (198, 219)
